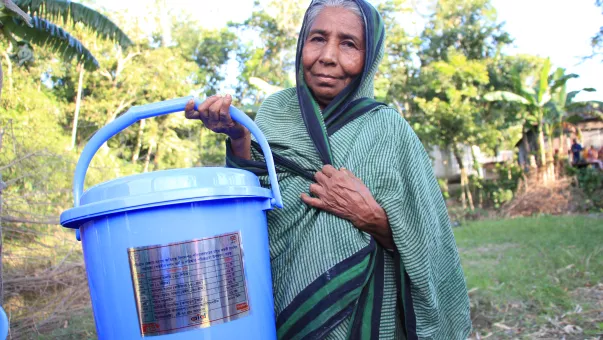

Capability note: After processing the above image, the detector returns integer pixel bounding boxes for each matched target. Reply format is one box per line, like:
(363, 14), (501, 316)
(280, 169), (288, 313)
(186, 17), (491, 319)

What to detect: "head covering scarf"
(229, 0), (387, 180)
(226, 0), (472, 339)
(295, 0), (386, 166)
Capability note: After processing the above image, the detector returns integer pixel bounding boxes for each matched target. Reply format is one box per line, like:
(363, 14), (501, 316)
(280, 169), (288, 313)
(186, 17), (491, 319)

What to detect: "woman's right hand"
(185, 95), (249, 140)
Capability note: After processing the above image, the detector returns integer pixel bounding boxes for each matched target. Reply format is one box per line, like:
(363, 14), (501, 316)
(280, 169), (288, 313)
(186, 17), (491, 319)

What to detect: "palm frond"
(537, 58), (551, 104)
(550, 73), (579, 94)
(566, 88), (597, 107)
(3, 0), (33, 27)
(13, 0), (132, 48)
(4, 16), (99, 70)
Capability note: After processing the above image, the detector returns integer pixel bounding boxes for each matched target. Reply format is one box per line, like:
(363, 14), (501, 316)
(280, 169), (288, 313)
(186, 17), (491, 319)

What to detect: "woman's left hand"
(301, 165), (395, 249)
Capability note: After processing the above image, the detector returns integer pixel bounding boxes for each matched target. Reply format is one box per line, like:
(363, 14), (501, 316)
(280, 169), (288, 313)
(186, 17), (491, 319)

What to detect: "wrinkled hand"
(301, 165), (394, 248)
(184, 95), (249, 140)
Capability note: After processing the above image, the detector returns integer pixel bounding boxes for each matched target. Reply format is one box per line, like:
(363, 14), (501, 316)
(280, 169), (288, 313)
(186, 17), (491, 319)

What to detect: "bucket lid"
(60, 167), (272, 229)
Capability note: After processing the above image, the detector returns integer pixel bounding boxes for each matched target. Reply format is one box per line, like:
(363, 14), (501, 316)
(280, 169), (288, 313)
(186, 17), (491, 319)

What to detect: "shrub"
(469, 163), (523, 209)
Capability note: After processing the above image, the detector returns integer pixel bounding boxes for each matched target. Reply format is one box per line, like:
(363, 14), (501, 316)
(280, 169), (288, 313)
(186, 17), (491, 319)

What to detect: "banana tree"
(544, 70), (596, 158)
(484, 58), (578, 168)
(1, 0), (133, 148)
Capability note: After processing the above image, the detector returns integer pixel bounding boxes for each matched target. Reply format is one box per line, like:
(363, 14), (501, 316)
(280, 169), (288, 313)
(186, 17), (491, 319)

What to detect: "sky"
(100, 0), (602, 102)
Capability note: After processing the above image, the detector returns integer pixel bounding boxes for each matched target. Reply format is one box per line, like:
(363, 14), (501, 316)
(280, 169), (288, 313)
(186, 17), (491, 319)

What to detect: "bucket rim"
(60, 186), (272, 229)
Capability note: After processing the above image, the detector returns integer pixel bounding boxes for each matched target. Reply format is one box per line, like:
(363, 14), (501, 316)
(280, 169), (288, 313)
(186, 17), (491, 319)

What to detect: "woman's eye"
(343, 41), (356, 48)
(310, 36), (325, 42)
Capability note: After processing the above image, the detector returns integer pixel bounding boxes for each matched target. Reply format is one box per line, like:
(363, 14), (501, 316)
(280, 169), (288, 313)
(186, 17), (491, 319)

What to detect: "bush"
(569, 167), (603, 209)
(469, 163), (523, 209)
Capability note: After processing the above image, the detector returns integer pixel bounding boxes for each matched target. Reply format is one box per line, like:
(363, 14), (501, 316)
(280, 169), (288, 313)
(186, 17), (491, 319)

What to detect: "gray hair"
(302, 0), (364, 40)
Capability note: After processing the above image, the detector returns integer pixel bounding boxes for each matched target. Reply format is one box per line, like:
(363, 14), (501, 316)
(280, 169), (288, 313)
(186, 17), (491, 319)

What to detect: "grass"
(455, 214), (603, 338)
(12, 215), (603, 339)
(36, 310), (96, 340)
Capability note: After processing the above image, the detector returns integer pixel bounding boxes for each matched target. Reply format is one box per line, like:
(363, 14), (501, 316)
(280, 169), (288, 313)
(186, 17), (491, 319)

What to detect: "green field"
(456, 215), (603, 339)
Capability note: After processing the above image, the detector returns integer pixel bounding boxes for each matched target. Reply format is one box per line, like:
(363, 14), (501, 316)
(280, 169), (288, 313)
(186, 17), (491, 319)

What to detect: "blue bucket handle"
(72, 96), (283, 240)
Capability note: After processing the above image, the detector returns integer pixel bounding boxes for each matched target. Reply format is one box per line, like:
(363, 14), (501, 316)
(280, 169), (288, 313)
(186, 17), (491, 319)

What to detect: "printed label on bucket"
(127, 232), (250, 336)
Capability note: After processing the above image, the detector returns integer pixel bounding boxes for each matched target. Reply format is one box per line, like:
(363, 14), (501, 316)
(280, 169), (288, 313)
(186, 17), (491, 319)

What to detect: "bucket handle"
(72, 96), (283, 240)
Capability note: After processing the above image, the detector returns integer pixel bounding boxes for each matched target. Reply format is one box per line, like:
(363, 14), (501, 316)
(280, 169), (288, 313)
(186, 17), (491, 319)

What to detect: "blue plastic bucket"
(60, 97), (282, 339)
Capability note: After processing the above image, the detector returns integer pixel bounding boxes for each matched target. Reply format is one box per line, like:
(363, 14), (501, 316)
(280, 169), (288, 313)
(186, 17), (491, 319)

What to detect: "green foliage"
(566, 167), (603, 209)
(0, 6), (241, 240)
(470, 163), (524, 208)
(374, 0), (416, 108)
(3, 16), (100, 70)
(413, 51), (496, 155)
(576, 168), (603, 197)
(13, 0), (133, 48)
(229, 0), (304, 104)
(0, 0), (133, 72)
(437, 178), (450, 199)
(172, 20), (238, 93)
(419, 0), (512, 64)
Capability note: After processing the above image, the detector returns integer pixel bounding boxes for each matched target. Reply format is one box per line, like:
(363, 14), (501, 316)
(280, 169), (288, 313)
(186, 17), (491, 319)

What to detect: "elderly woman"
(185, 0), (471, 338)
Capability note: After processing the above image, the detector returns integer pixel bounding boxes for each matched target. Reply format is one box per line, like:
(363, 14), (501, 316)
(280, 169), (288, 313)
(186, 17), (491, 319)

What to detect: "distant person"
(571, 139), (583, 164)
(586, 146), (603, 169)
(587, 146), (598, 161)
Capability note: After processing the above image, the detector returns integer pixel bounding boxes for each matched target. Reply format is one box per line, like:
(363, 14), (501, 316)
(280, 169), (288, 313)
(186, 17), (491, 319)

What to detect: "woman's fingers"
(219, 95), (233, 122)
(184, 99), (199, 119)
(321, 165), (337, 177)
(309, 183), (326, 197)
(314, 170), (328, 185)
(301, 193), (325, 209)
(197, 96), (218, 115)
(208, 96), (223, 122)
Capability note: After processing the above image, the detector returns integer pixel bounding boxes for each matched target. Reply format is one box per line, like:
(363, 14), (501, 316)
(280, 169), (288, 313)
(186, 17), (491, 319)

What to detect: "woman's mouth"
(314, 74), (341, 86)
(315, 73), (339, 80)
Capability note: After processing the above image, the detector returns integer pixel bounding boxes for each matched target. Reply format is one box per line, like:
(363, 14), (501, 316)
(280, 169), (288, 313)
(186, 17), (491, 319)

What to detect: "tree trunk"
(143, 138), (155, 173)
(71, 65), (85, 150)
(521, 126), (531, 171)
(546, 125), (556, 181)
(537, 123), (547, 168)
(471, 146), (483, 209)
(465, 171), (475, 211)
(131, 119), (145, 163)
(153, 140), (162, 171)
(454, 148), (474, 211)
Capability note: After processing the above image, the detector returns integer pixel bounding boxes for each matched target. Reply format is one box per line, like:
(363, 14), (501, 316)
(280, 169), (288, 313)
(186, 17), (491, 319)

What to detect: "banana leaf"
(4, 16), (99, 70)
(13, 0), (132, 48)
(484, 91), (530, 105)
(2, 0), (33, 26)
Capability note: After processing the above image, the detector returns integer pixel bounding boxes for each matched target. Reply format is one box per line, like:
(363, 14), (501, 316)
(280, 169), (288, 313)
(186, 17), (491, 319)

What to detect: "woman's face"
(302, 7), (365, 109)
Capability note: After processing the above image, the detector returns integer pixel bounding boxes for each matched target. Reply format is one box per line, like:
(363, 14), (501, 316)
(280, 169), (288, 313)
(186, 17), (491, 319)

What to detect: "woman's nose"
(318, 41), (338, 66)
